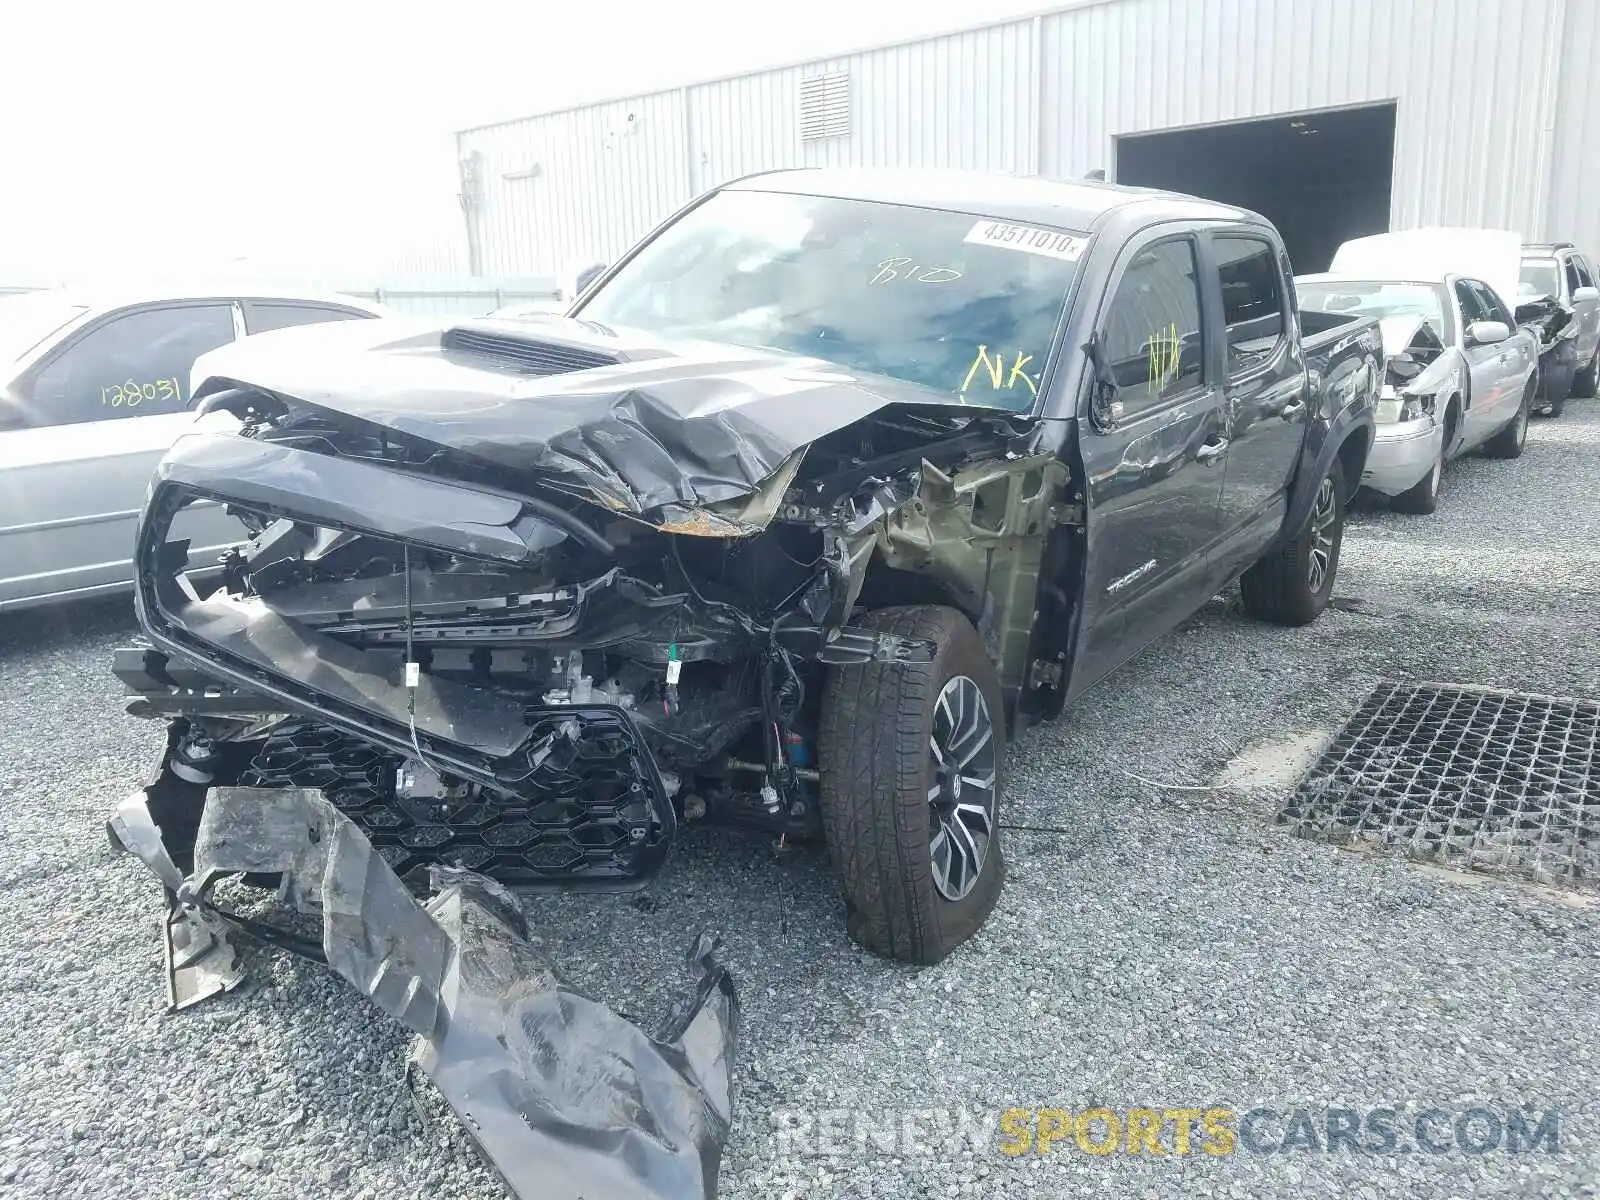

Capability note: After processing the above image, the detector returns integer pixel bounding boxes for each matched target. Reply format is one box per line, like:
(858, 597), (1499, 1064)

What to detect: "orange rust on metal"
(655, 509), (753, 537)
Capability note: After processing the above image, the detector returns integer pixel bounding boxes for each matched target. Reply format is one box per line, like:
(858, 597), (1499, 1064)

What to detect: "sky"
(1, 0), (1051, 283)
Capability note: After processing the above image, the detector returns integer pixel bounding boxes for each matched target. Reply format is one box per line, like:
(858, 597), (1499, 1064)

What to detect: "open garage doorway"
(1115, 102), (1397, 274)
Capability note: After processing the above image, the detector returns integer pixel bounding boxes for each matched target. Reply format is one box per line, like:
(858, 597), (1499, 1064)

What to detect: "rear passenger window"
(1214, 235), (1285, 371)
(1101, 237), (1204, 418)
(244, 302), (368, 335)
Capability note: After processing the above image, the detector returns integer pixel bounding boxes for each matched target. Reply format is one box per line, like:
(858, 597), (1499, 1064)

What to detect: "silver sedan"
(0, 285), (385, 611)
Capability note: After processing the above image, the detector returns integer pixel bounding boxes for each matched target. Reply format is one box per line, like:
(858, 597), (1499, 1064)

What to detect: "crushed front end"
(109, 316), (1070, 1196)
(117, 325), (1059, 886)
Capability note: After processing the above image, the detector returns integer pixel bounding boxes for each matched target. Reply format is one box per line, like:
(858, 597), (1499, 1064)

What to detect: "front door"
(1206, 232), (1308, 580)
(1453, 278), (1515, 443)
(0, 302), (239, 608)
(1072, 232), (1227, 695)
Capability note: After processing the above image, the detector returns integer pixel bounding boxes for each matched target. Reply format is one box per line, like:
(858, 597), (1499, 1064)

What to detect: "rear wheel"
(818, 605), (1006, 965)
(1572, 350), (1598, 399)
(1483, 380), (1532, 459)
(1240, 465), (1344, 626)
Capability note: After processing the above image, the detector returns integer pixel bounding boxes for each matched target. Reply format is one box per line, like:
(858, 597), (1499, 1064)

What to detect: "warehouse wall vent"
(799, 72), (851, 142)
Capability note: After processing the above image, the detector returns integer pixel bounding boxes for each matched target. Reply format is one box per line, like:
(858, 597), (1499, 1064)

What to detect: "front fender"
(1279, 351), (1379, 546)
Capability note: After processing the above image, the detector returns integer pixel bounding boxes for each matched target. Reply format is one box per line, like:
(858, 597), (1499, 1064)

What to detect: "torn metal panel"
(107, 790), (246, 1010)
(113, 784), (738, 1200)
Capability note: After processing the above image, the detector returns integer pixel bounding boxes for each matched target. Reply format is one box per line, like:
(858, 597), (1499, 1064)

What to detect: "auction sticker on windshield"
(964, 220), (1088, 262)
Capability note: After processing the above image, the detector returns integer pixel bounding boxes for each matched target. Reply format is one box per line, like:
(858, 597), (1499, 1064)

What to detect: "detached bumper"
(110, 782), (738, 1200)
(1360, 418), (1442, 497)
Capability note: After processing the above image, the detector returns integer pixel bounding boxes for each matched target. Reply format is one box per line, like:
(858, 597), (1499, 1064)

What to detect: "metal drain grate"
(1278, 681), (1600, 888)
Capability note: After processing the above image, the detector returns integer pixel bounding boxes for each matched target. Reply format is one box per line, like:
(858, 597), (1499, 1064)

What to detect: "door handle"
(1195, 437), (1229, 464)
(1279, 398), (1307, 420)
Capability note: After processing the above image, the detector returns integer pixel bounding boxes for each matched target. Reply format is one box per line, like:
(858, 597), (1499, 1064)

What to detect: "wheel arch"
(1334, 426), (1371, 503)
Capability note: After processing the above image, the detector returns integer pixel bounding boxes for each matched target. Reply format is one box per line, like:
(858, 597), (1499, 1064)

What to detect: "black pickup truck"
(112, 169), (1380, 972)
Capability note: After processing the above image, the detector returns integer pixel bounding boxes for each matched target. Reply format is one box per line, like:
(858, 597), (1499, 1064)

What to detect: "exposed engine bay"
(118, 320), (1078, 892)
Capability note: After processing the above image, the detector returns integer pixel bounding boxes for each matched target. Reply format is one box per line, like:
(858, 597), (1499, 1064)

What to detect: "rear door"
(1204, 230), (1307, 579)
(0, 302), (237, 608)
(1564, 253), (1600, 364)
(1072, 229), (1227, 691)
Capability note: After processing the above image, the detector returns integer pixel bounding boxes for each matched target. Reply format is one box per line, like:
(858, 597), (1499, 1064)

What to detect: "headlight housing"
(1375, 390), (1435, 424)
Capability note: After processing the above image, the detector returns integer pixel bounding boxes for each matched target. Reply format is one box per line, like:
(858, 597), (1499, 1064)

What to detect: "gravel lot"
(1, 403), (1597, 1199)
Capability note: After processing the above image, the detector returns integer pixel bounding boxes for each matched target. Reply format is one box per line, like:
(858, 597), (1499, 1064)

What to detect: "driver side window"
(1468, 281), (1513, 328)
(1100, 236), (1205, 420)
(1454, 280), (1490, 334)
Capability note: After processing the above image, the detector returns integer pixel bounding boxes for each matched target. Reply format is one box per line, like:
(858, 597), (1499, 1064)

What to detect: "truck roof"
(725, 167), (1257, 233)
(1522, 242), (1575, 256)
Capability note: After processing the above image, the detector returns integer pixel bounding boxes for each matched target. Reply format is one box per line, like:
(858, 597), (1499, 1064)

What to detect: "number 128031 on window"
(101, 378), (182, 409)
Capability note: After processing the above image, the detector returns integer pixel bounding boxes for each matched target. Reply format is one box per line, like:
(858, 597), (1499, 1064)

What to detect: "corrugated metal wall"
(1545, 0), (1600, 255)
(1043, 0), (1565, 233)
(459, 0), (1599, 274)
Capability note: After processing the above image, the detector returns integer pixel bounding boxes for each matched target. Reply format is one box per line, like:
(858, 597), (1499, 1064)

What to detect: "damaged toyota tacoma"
(109, 168), (1378, 1194)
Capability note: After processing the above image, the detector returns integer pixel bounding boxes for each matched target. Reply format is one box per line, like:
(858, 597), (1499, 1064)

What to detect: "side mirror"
(1466, 320), (1511, 346)
(574, 262), (608, 296)
(1573, 285), (1600, 302)
(1082, 334), (1123, 431)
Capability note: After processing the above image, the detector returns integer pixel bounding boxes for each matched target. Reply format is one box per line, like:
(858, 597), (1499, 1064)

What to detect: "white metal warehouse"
(455, 0), (1599, 280)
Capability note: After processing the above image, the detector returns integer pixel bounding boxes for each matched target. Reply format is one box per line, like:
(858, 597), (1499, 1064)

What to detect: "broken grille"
(1278, 681), (1600, 888)
(239, 717), (670, 890)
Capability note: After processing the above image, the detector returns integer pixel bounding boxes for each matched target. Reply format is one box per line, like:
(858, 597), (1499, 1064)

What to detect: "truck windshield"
(1517, 260), (1561, 301)
(577, 189), (1086, 411)
(1297, 280), (1454, 345)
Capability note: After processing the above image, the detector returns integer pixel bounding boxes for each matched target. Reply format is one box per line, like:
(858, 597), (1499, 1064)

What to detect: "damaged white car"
(1297, 228), (1540, 514)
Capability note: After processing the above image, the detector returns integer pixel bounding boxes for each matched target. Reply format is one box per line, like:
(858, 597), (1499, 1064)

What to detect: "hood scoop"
(441, 324), (628, 377)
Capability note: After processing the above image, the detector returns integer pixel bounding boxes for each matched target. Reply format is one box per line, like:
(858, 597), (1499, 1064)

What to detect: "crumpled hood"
(191, 314), (992, 519)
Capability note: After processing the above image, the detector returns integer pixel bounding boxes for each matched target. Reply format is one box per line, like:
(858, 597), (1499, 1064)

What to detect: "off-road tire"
(1572, 350), (1598, 399)
(818, 605), (1006, 965)
(1483, 379), (1532, 459)
(1240, 464), (1345, 627)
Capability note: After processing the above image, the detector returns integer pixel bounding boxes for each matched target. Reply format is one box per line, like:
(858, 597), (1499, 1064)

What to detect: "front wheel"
(1240, 464), (1345, 627)
(818, 605), (1006, 965)
(1389, 433), (1444, 515)
(1483, 380), (1532, 459)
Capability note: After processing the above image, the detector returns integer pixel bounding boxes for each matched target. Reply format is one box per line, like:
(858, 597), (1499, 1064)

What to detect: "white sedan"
(0, 285), (386, 611)
(1295, 229), (1540, 514)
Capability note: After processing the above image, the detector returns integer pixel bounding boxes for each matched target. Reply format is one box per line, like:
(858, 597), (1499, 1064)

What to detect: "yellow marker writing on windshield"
(1006, 352), (1038, 396)
(961, 346), (1039, 399)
